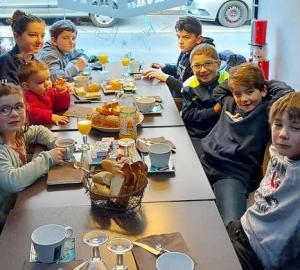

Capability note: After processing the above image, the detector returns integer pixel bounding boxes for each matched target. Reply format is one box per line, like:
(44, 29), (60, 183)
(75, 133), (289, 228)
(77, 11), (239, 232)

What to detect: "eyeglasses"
(0, 103), (26, 116)
(191, 60), (219, 71)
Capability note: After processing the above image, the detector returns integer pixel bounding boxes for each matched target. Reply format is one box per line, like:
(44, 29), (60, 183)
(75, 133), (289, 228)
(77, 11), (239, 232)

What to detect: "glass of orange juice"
(77, 116), (92, 150)
(98, 52), (108, 74)
(121, 52), (131, 77)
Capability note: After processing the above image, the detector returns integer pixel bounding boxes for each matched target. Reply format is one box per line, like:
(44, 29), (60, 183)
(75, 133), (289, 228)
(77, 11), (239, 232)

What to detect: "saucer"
(141, 153), (175, 173)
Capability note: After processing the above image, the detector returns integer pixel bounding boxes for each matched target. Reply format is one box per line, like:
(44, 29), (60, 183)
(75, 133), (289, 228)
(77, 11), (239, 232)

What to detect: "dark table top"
(14, 126), (215, 210)
(0, 201), (242, 270)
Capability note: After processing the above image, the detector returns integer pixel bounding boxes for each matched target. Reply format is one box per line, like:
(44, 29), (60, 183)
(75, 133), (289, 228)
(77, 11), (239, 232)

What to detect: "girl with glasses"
(0, 83), (67, 216)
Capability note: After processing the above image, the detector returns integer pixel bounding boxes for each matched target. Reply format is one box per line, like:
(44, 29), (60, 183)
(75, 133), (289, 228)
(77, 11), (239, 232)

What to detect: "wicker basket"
(83, 176), (148, 211)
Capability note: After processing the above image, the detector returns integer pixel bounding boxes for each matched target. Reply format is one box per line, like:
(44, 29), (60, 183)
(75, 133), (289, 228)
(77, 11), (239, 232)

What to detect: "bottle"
(118, 87), (138, 140)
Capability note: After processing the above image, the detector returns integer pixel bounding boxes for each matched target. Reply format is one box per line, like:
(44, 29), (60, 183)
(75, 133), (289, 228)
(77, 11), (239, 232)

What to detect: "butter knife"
(133, 241), (160, 256)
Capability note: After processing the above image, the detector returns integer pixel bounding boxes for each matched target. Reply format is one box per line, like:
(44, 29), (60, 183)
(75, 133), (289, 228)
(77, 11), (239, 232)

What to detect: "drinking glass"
(121, 53), (131, 77)
(117, 138), (135, 164)
(107, 237), (133, 270)
(77, 116), (92, 151)
(83, 230), (109, 270)
(98, 52), (109, 74)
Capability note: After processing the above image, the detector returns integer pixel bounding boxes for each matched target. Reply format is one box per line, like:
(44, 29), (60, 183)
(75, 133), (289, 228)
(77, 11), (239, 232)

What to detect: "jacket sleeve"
(213, 80), (232, 105)
(181, 85), (218, 124)
(165, 76), (183, 95)
(162, 63), (177, 77)
(0, 53), (21, 85)
(50, 89), (71, 111)
(265, 80), (294, 106)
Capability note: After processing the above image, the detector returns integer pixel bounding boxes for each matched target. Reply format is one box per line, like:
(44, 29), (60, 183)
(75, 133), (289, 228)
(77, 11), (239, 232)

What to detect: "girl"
(19, 59), (70, 125)
(0, 10), (45, 84)
(0, 83), (67, 215)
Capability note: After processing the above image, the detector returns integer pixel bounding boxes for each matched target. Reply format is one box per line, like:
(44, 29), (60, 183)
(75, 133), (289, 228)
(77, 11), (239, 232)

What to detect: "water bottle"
(117, 87), (137, 140)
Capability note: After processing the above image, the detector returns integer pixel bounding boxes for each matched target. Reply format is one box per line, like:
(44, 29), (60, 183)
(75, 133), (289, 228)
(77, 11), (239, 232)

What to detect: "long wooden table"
(14, 126), (215, 210)
(0, 201), (242, 270)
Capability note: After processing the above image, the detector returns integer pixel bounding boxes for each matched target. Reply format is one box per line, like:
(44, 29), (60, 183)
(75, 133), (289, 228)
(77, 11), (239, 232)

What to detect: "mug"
(148, 143), (171, 168)
(31, 224), (73, 263)
(55, 138), (76, 161)
(156, 252), (194, 270)
(130, 60), (141, 73)
(136, 97), (156, 113)
(74, 75), (89, 88)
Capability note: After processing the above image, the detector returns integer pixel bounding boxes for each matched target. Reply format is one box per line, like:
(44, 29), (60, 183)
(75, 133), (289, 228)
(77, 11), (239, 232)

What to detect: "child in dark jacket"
(200, 63), (293, 226)
(227, 92), (300, 270)
(142, 15), (214, 98)
(19, 59), (70, 125)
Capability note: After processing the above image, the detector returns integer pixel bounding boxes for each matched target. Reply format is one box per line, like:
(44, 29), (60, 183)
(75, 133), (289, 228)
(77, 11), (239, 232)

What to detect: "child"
(142, 15), (214, 98)
(181, 43), (229, 156)
(0, 83), (67, 215)
(0, 10), (45, 85)
(227, 92), (300, 270)
(18, 59), (70, 125)
(37, 19), (88, 83)
(200, 63), (293, 226)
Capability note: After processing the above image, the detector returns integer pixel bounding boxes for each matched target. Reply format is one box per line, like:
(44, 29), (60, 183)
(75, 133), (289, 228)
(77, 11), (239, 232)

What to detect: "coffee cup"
(156, 252), (194, 270)
(31, 224), (73, 263)
(55, 138), (76, 161)
(148, 143), (171, 168)
(136, 97), (156, 113)
(130, 60), (141, 73)
(74, 75), (89, 88)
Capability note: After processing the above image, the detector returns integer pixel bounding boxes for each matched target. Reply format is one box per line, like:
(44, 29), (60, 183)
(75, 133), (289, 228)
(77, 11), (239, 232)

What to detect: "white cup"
(148, 143), (171, 168)
(156, 252), (194, 270)
(31, 224), (73, 263)
(136, 97), (156, 113)
(130, 60), (141, 73)
(74, 75), (89, 88)
(55, 138), (76, 161)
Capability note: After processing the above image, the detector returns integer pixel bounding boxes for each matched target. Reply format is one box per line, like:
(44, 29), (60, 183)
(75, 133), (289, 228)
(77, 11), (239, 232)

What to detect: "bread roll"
(92, 171), (113, 186)
(101, 160), (122, 173)
(90, 183), (111, 197)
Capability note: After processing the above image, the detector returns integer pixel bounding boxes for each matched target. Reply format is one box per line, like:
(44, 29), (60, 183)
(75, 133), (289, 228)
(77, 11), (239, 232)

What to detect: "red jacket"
(25, 88), (71, 125)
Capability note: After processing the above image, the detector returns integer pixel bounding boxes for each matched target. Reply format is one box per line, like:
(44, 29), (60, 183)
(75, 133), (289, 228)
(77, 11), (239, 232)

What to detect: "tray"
(29, 237), (76, 263)
(141, 153), (175, 173)
(139, 103), (163, 115)
(73, 93), (101, 100)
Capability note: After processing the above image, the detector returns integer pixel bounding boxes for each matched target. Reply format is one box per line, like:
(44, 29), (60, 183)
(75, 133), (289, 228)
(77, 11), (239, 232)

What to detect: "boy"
(200, 63), (293, 226)
(38, 19), (88, 83)
(181, 43), (229, 156)
(143, 15), (214, 98)
(227, 92), (300, 270)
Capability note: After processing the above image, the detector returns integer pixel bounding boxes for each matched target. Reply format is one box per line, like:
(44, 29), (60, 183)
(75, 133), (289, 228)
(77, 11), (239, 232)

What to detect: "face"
(191, 54), (220, 85)
(22, 69), (52, 96)
(52, 30), (77, 53)
(176, 30), (202, 53)
(0, 94), (26, 136)
(231, 85), (267, 112)
(14, 22), (45, 55)
(272, 111), (300, 159)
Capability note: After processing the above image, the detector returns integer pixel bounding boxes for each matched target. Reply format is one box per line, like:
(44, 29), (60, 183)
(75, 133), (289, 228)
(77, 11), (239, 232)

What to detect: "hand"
(213, 103), (222, 114)
(150, 62), (165, 69)
(75, 57), (87, 72)
(143, 69), (169, 82)
(48, 147), (66, 165)
(51, 114), (70, 126)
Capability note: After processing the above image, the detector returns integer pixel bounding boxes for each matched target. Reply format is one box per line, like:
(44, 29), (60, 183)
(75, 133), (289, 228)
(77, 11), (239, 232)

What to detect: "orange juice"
(77, 119), (92, 135)
(121, 57), (130, 67)
(98, 53), (108, 65)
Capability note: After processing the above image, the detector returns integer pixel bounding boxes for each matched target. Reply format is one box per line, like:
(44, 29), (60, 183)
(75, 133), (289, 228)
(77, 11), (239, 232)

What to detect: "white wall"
(258, 0), (300, 89)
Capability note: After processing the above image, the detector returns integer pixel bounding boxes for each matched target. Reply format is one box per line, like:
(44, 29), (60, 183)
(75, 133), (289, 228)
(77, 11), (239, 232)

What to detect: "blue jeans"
(200, 154), (250, 226)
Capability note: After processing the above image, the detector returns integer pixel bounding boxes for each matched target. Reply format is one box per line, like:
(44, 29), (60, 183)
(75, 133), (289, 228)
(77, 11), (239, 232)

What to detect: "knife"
(74, 100), (104, 104)
(133, 241), (160, 256)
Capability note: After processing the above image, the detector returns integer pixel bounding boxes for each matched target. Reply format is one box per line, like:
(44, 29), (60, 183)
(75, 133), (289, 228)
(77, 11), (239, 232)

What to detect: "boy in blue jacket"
(200, 63), (293, 226)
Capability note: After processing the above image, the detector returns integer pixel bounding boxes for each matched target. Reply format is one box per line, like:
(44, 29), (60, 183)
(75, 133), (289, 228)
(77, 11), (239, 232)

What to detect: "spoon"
(73, 162), (91, 174)
(153, 241), (170, 254)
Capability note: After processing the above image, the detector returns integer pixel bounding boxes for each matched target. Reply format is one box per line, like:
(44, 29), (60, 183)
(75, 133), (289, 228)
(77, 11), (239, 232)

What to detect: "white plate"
(92, 112), (144, 132)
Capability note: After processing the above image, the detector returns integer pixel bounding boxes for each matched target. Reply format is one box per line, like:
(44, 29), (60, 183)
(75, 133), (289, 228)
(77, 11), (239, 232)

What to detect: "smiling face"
(22, 69), (52, 96)
(191, 54), (220, 85)
(176, 30), (202, 53)
(14, 22), (45, 55)
(231, 84), (267, 112)
(272, 111), (300, 159)
(0, 94), (26, 137)
(52, 30), (77, 53)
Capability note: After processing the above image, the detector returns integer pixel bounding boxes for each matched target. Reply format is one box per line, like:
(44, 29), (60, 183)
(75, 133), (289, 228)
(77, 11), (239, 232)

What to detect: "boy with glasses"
(142, 16), (214, 98)
(181, 43), (229, 156)
(200, 63), (293, 226)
